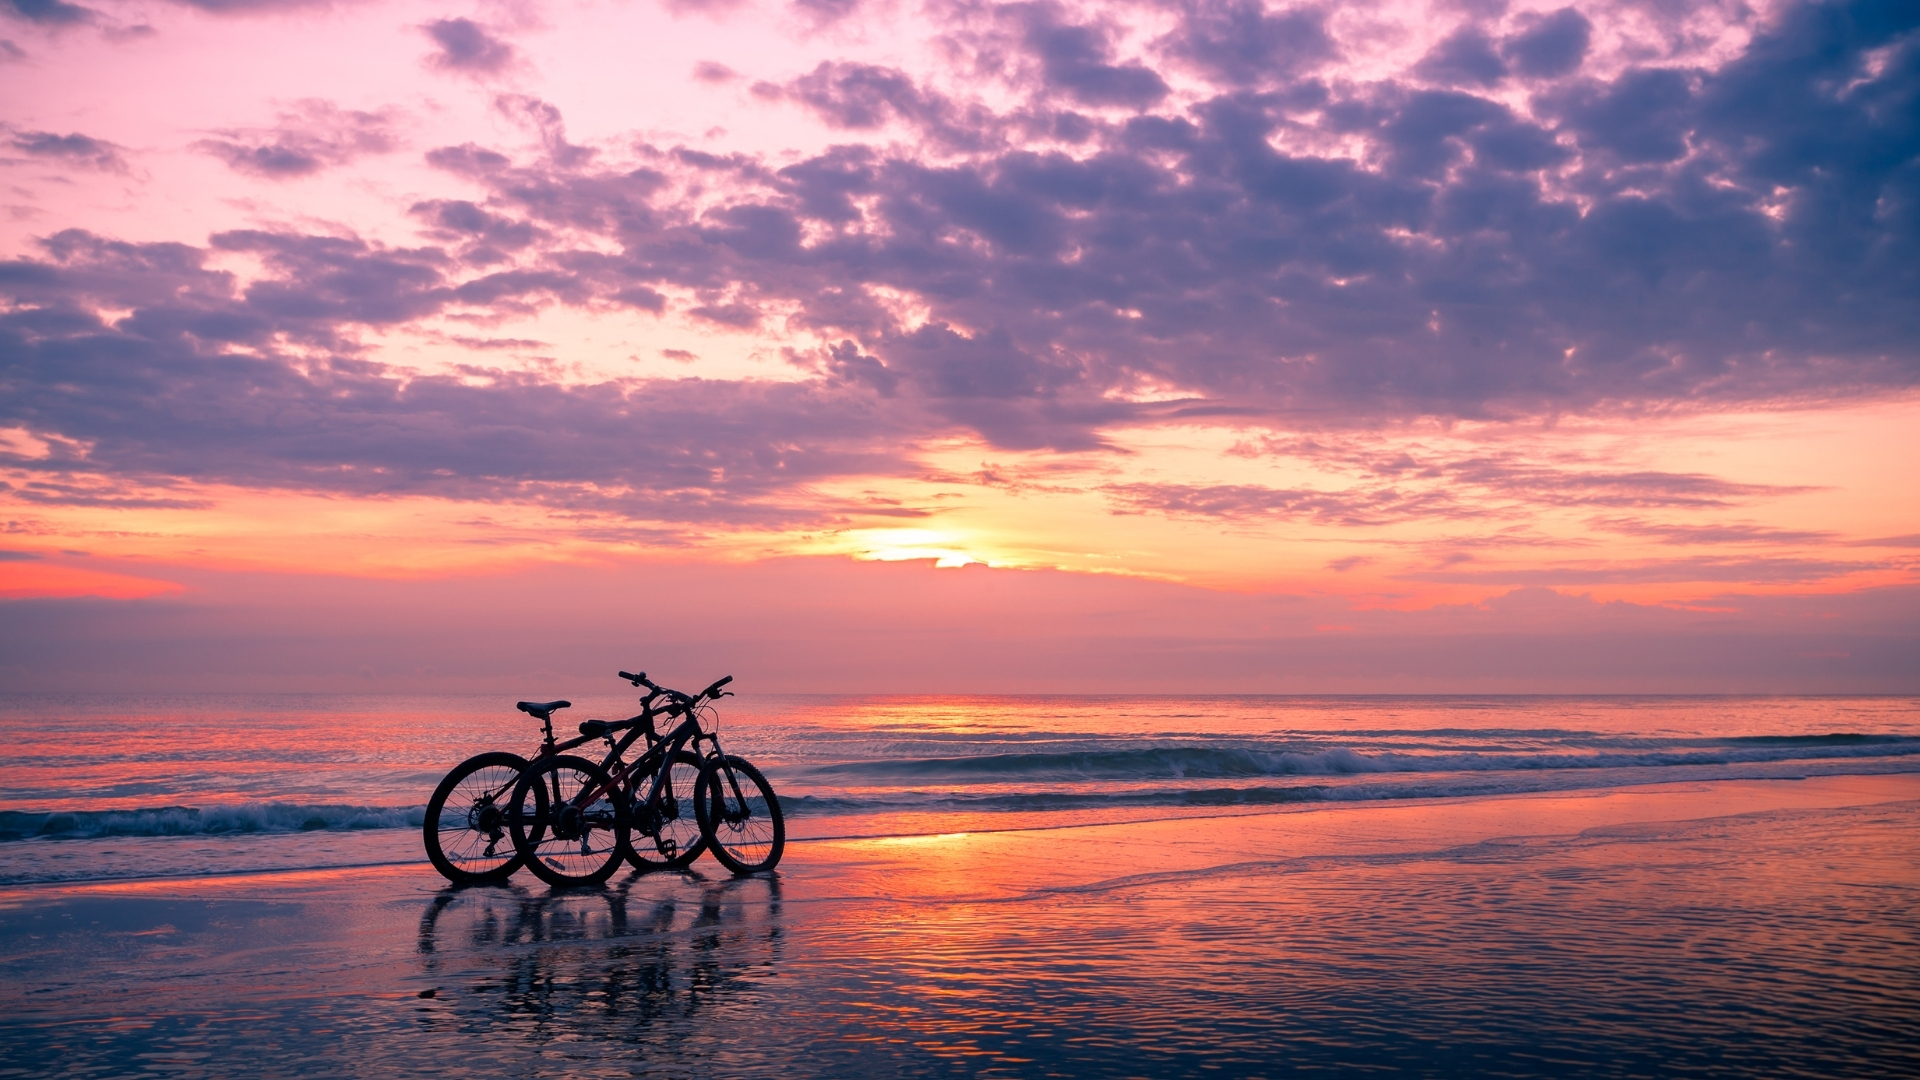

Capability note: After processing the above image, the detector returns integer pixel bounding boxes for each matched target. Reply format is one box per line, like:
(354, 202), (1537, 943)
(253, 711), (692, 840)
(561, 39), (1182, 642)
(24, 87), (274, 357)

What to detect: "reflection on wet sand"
(414, 875), (786, 1048)
(5, 782), (1918, 1078)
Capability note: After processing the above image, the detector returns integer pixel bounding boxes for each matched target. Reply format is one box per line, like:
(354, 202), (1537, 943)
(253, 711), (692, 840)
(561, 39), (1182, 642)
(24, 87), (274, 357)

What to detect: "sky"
(0, 0), (1915, 692)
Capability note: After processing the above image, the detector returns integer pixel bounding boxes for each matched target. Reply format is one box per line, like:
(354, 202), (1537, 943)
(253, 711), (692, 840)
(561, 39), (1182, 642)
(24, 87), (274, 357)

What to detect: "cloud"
(1414, 26), (1507, 87)
(661, 0), (747, 15)
(780, 61), (932, 129)
(492, 94), (595, 167)
(386, 0), (1914, 452)
(3, 0), (1918, 505)
(411, 6), (1905, 444)
(1, 0), (95, 26)
(1102, 481), (1461, 526)
(1590, 518), (1840, 545)
(408, 198), (543, 265)
(1440, 459), (1812, 509)
(1013, 3), (1170, 109)
(161, 0), (337, 11)
(792, 0), (860, 25)
(1501, 8), (1591, 79)
(0, 231), (924, 524)
(1397, 555), (1892, 586)
(1156, 1), (1336, 88)
(422, 17), (516, 77)
(193, 101), (399, 179)
(6, 128), (128, 171)
(7, 477), (213, 508)
(1548, 68), (1695, 164)
(762, 62), (1005, 152)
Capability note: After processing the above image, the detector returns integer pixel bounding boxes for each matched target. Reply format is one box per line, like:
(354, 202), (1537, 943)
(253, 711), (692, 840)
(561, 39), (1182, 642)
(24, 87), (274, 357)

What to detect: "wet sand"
(5, 775), (1918, 1078)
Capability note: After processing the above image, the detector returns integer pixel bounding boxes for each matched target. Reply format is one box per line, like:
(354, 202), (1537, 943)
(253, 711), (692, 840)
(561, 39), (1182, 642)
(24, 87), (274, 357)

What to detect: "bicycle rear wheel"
(508, 755), (629, 888)
(423, 751), (527, 884)
(694, 755), (784, 875)
(625, 750), (708, 872)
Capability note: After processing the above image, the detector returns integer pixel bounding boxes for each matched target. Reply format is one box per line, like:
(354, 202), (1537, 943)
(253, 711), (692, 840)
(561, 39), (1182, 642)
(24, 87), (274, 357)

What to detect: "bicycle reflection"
(415, 872), (785, 1037)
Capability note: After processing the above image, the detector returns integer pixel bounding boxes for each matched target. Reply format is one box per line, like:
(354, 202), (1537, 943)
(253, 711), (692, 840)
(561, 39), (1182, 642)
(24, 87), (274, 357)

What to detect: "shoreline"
(6, 772), (1917, 1077)
(5, 772), (1913, 902)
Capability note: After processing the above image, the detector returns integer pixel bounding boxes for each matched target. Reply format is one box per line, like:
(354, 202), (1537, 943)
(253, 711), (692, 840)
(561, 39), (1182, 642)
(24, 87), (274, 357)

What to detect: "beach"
(7, 774), (1917, 1078)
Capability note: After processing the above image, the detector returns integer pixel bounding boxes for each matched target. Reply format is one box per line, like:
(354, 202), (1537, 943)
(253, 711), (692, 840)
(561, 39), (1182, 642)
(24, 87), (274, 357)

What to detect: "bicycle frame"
(523, 691), (734, 823)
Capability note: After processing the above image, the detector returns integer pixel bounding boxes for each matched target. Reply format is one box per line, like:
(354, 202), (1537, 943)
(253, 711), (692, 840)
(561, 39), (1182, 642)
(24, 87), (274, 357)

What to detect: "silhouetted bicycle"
(424, 674), (704, 885)
(422, 671), (782, 886)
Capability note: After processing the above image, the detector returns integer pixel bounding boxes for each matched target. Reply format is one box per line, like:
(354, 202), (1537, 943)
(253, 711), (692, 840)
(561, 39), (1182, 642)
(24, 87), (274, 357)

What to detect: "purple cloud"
(1, 0), (1916, 519)
(2, 0), (95, 25)
(194, 101), (398, 179)
(1013, 3), (1170, 109)
(1397, 556), (1893, 586)
(1157, 1), (1336, 88)
(1415, 26), (1507, 87)
(408, 198), (543, 266)
(423, 17), (515, 77)
(0, 230), (926, 523)
(1502, 8), (1592, 78)
(792, 0), (859, 23)
(162, 0), (336, 11)
(784, 62), (931, 129)
(1590, 519), (1840, 545)
(7, 128), (128, 171)
(1102, 481), (1463, 526)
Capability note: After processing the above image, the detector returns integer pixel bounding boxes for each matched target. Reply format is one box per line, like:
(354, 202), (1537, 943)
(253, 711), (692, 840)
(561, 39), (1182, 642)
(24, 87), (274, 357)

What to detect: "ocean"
(3, 693), (1917, 1077)
(2, 692), (1917, 885)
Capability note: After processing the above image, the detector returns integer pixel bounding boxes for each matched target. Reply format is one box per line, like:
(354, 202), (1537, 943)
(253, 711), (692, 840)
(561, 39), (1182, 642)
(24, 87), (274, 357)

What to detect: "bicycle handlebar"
(618, 669), (733, 704)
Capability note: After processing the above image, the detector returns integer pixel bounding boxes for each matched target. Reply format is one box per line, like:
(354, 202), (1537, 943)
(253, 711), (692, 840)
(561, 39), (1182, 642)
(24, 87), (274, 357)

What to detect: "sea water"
(2, 693), (1916, 885)
(3, 693), (1918, 1077)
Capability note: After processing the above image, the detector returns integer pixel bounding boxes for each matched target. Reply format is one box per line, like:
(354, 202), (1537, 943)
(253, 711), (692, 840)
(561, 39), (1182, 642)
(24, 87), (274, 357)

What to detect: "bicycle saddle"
(516, 699), (571, 720)
(578, 717), (640, 737)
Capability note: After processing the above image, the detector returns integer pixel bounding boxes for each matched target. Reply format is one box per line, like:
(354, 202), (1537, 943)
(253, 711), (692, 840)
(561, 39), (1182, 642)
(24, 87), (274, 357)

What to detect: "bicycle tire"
(694, 754), (784, 875)
(624, 750), (709, 872)
(508, 754), (629, 888)
(423, 751), (528, 884)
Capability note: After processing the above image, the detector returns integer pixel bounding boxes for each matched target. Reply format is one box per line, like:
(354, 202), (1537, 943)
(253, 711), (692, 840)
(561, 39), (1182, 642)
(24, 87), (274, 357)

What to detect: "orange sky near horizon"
(5, 393), (1915, 609)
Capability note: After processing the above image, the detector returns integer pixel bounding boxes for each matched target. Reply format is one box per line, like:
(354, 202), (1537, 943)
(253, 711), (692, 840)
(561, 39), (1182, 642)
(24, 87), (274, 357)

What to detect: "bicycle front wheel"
(509, 755), (629, 888)
(423, 751), (527, 884)
(625, 750), (708, 872)
(694, 755), (784, 875)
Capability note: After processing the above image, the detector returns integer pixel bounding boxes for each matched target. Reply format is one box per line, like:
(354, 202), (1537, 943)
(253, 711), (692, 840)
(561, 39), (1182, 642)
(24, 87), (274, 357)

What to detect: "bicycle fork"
(701, 733), (753, 824)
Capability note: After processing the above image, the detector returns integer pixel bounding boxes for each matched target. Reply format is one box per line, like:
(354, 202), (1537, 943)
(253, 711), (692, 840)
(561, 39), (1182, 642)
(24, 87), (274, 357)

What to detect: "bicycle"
(423, 673), (704, 886)
(422, 671), (783, 887)
(506, 672), (785, 886)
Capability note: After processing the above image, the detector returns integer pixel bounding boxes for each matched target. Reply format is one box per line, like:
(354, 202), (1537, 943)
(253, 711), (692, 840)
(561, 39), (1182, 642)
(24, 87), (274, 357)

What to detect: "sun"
(844, 529), (990, 568)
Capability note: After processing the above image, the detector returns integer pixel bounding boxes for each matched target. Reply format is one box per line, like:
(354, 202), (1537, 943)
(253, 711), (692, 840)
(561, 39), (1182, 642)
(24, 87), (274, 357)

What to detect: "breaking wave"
(0, 802), (423, 842)
(5, 735), (1916, 844)
(803, 735), (1920, 783)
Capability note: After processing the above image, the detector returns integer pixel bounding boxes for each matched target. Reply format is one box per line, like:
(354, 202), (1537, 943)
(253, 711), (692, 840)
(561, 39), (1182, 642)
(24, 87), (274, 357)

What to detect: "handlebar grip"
(618, 670), (645, 684)
(701, 675), (733, 699)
